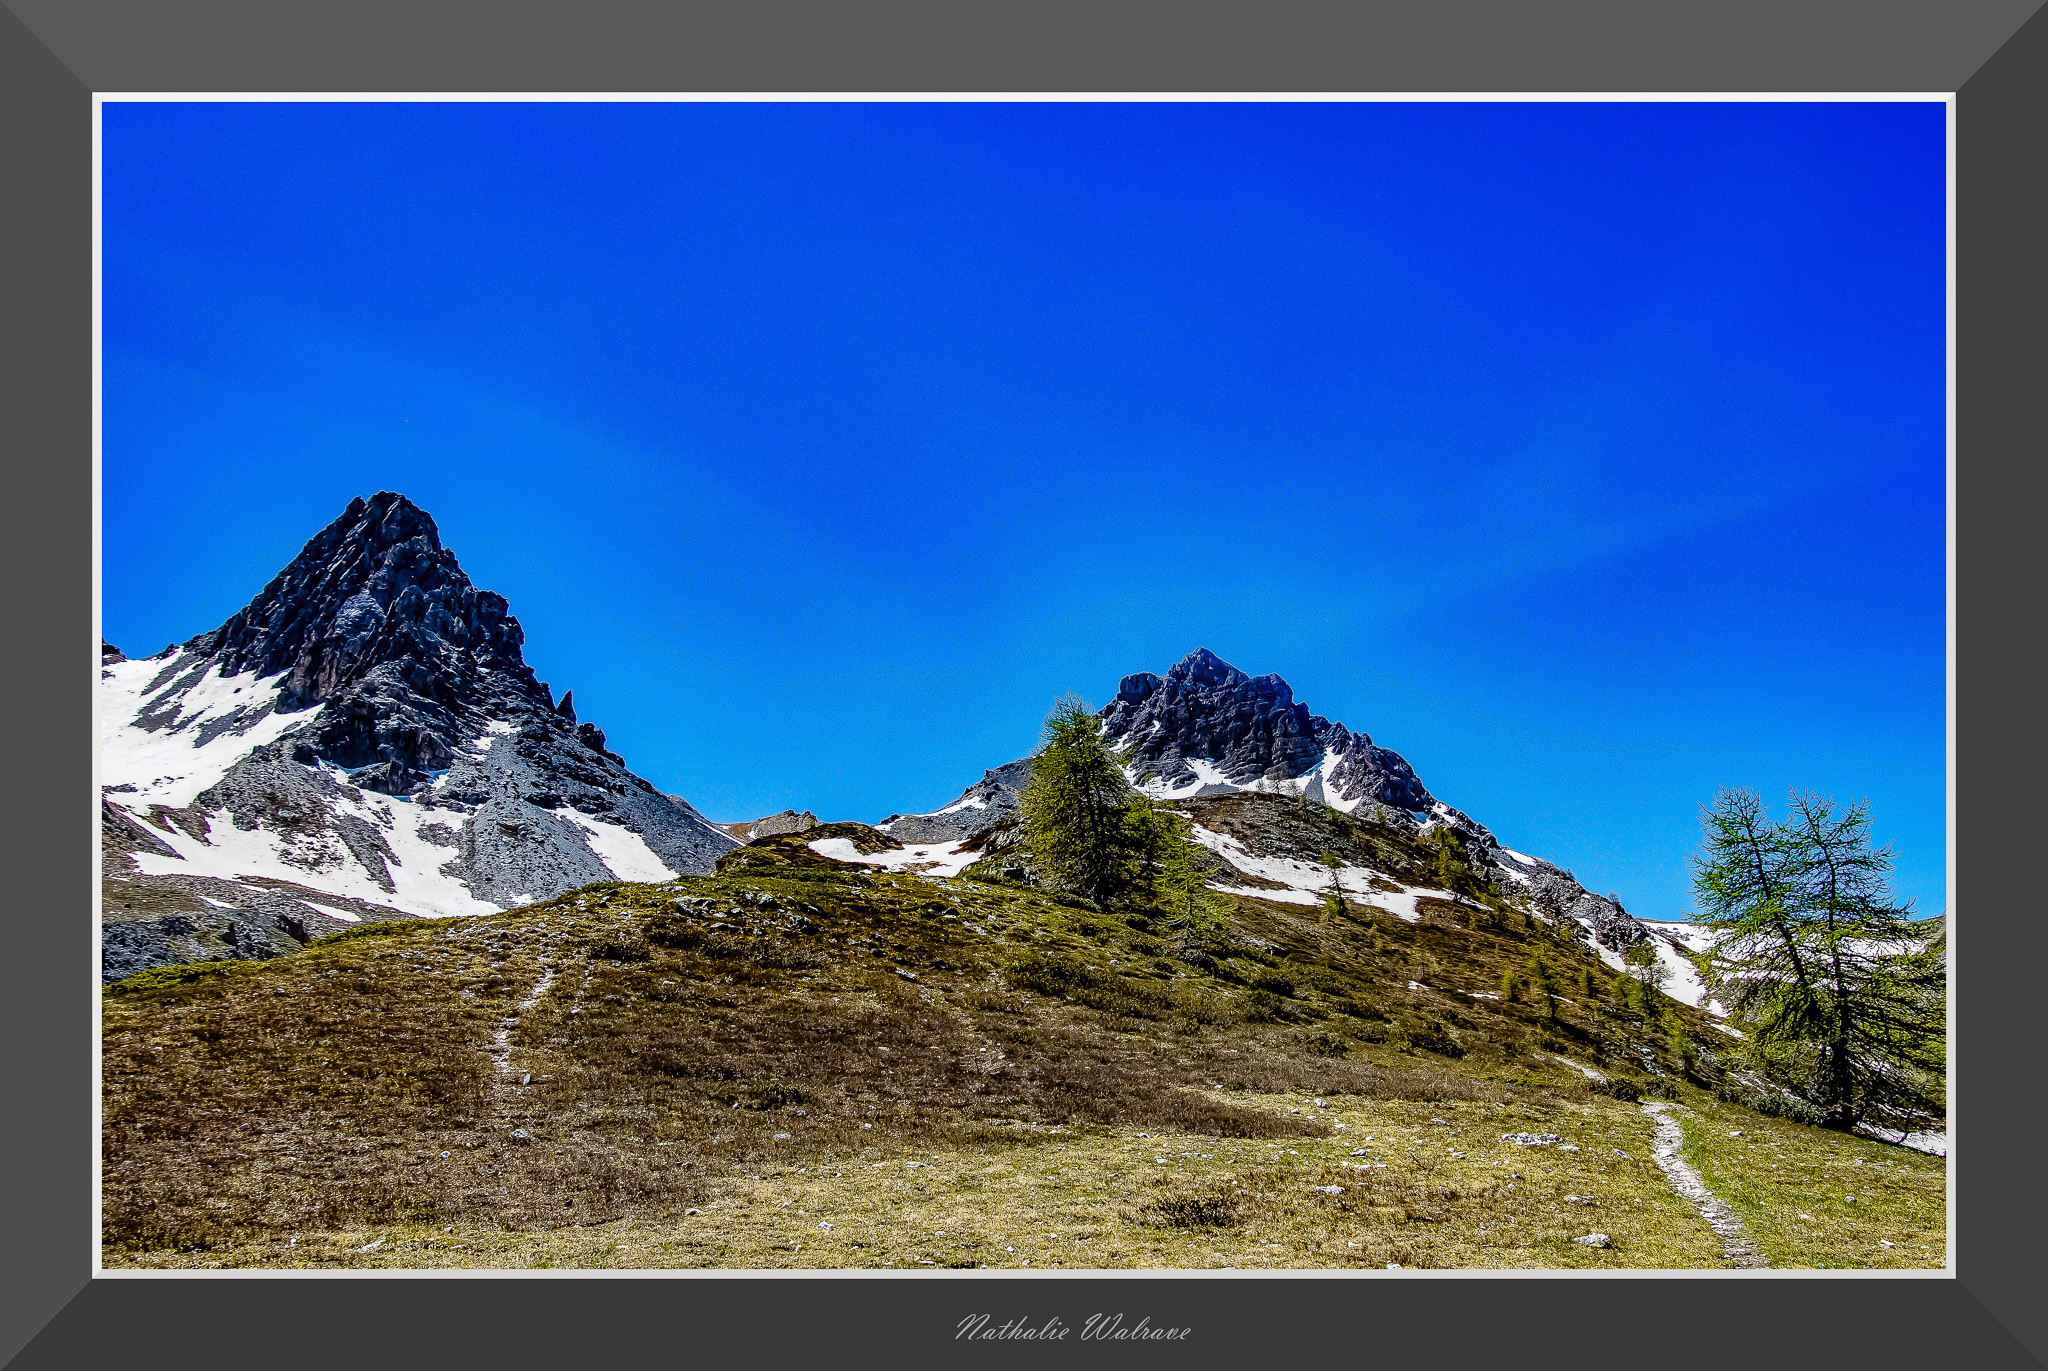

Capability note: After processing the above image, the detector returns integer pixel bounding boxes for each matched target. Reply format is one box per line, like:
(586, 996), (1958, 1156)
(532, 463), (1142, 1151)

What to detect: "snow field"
(551, 807), (679, 884)
(808, 837), (980, 878)
(100, 651), (313, 808)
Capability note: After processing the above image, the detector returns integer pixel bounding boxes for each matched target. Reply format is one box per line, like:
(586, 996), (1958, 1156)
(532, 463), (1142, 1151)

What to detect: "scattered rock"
(1572, 1233), (1612, 1249)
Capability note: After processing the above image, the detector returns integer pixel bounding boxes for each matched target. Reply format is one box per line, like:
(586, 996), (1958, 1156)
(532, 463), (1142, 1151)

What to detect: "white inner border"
(91, 91), (1957, 1281)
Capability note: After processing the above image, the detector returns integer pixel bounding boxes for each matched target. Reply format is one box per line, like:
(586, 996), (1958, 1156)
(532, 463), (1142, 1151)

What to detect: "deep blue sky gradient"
(101, 101), (1948, 920)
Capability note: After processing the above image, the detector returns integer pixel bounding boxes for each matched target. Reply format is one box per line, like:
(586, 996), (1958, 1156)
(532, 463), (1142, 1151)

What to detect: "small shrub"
(1301, 1031), (1350, 1059)
(587, 937), (651, 962)
(1243, 989), (1289, 1023)
(1009, 954), (1090, 997)
(705, 1080), (810, 1110)
(1643, 1077), (1681, 1100)
(645, 916), (703, 950)
(1588, 1077), (1642, 1102)
(1251, 973), (1297, 999)
(1142, 1192), (1238, 1228)
(1401, 1017), (1464, 1058)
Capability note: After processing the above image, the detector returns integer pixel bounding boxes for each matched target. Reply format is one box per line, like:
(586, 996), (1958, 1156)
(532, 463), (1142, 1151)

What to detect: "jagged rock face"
(1319, 739), (1433, 813)
(1095, 648), (1437, 816)
(100, 492), (739, 980)
(880, 649), (1446, 844)
(877, 759), (1032, 844)
(718, 810), (819, 842)
(1100, 648), (1326, 790)
(1568, 891), (1650, 955)
(184, 492), (551, 792)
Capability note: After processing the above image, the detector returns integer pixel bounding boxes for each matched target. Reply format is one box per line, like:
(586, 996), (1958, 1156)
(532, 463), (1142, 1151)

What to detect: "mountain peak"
(189, 492), (534, 716)
(99, 495), (740, 977)
(1166, 646), (1250, 690)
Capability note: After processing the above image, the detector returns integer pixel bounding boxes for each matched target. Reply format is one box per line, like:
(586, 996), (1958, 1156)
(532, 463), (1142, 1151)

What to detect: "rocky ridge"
(871, 647), (1700, 1005)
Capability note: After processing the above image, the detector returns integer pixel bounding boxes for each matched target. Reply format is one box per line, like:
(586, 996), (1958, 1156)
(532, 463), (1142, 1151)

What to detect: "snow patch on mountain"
(1188, 823), (1462, 924)
(552, 807), (680, 884)
(100, 651), (314, 808)
(809, 836), (979, 878)
(124, 785), (505, 918)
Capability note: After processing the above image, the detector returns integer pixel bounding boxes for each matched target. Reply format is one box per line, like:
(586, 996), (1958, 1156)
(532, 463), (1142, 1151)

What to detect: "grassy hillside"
(100, 801), (1944, 1269)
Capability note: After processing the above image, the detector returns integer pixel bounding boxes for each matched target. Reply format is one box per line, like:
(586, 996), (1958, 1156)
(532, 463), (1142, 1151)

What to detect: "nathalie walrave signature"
(956, 1314), (1191, 1342)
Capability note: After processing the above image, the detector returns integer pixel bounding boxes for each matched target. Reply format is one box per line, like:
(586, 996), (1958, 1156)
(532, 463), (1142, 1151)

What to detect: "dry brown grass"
(107, 1092), (1749, 1270)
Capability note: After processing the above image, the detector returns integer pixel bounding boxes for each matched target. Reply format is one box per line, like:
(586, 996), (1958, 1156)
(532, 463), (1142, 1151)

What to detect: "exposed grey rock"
(1320, 737), (1432, 813)
(1569, 889), (1650, 955)
(100, 908), (304, 982)
(878, 758), (1032, 843)
(1101, 648), (1328, 790)
(718, 810), (820, 842)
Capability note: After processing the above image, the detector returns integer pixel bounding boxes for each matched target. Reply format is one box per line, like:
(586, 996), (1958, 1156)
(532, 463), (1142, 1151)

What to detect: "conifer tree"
(1691, 788), (1945, 1133)
(1320, 848), (1347, 926)
(1662, 1007), (1696, 1077)
(1623, 941), (1664, 1024)
(1154, 807), (1226, 948)
(1526, 950), (1559, 1019)
(1017, 695), (1158, 907)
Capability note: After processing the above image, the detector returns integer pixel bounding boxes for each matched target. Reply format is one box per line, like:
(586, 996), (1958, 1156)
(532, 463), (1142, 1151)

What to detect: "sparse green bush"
(1401, 1017), (1464, 1058)
(1143, 1192), (1239, 1228)
(105, 960), (267, 997)
(1009, 953), (1092, 997)
(587, 937), (651, 962)
(1251, 973), (1297, 999)
(645, 916), (703, 950)
(1243, 989), (1288, 1023)
(1588, 1077), (1642, 1102)
(1301, 1030), (1350, 1058)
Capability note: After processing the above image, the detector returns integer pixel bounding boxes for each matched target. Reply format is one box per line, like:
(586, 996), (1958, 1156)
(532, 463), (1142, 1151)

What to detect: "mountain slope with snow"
(871, 647), (1725, 1014)
(99, 493), (737, 980)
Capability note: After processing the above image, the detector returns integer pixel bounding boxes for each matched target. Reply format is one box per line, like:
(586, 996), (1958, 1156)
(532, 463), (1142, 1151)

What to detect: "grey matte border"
(5, 1), (2043, 1367)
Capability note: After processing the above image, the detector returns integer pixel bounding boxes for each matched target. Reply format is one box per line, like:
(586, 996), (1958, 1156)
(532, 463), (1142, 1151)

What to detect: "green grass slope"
(100, 800), (1943, 1269)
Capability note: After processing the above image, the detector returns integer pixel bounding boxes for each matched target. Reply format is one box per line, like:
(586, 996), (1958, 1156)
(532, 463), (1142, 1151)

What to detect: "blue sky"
(101, 101), (1948, 921)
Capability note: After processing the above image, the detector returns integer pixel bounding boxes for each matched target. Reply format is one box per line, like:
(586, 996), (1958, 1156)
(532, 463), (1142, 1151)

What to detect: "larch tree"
(1690, 787), (1945, 1134)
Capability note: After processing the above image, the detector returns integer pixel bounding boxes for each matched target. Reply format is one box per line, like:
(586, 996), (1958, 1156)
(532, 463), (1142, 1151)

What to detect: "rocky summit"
(1100, 646), (1436, 815)
(99, 493), (737, 980)
(880, 648), (1448, 837)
